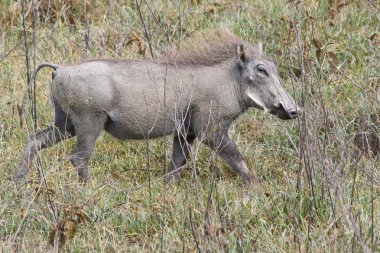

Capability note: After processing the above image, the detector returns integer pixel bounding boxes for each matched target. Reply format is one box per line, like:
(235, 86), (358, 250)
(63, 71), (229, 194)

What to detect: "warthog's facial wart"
(246, 90), (268, 112)
(237, 43), (299, 120)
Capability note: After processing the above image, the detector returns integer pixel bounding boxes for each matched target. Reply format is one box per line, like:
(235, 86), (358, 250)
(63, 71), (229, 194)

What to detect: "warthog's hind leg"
(16, 105), (75, 180)
(70, 112), (107, 182)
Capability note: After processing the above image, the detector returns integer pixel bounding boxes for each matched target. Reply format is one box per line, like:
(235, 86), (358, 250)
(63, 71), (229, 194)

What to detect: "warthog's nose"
(287, 108), (299, 119)
(273, 103), (299, 120)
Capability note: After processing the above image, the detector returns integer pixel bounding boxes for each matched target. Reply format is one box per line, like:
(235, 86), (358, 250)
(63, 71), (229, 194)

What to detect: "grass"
(0, 0), (379, 252)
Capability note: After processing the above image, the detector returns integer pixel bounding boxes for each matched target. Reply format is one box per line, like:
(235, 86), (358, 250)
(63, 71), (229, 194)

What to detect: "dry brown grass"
(0, 0), (379, 252)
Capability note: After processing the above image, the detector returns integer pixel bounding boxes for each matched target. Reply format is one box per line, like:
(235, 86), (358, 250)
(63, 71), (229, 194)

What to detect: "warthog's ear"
(236, 44), (248, 66)
(254, 42), (263, 55)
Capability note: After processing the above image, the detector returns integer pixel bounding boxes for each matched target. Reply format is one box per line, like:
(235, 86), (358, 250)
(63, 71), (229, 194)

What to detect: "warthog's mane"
(159, 29), (255, 66)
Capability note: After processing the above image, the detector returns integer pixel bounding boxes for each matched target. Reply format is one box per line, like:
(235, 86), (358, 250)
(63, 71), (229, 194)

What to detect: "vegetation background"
(0, 0), (379, 252)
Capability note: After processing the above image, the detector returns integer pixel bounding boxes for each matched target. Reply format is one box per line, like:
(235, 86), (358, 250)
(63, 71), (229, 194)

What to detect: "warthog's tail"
(19, 62), (60, 127)
(31, 62), (59, 81)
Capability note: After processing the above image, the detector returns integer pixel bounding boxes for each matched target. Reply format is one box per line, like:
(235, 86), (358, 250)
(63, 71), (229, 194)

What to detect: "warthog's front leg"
(168, 133), (196, 182)
(203, 129), (256, 184)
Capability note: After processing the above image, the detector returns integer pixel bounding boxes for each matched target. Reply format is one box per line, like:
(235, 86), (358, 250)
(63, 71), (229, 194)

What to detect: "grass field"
(0, 0), (379, 252)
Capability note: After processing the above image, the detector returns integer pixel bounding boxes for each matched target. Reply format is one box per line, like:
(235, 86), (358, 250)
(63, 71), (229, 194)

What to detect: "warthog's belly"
(104, 112), (177, 140)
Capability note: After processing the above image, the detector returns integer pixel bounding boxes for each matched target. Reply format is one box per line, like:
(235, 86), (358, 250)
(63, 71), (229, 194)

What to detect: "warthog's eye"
(256, 65), (268, 77)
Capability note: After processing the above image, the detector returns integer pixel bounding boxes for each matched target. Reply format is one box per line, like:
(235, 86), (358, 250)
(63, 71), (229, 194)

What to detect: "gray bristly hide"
(16, 41), (299, 183)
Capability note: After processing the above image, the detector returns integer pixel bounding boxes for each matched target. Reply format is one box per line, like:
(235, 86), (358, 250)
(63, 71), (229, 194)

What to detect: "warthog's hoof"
(13, 162), (29, 181)
(78, 177), (89, 185)
(164, 172), (182, 184)
(241, 172), (259, 184)
(76, 166), (90, 183)
(77, 172), (90, 184)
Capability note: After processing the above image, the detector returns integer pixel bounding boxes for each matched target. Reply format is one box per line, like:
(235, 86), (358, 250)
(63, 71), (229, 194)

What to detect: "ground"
(0, 0), (379, 252)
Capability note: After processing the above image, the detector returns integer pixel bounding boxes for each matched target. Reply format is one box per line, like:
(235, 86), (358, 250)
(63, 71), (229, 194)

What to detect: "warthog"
(16, 30), (299, 183)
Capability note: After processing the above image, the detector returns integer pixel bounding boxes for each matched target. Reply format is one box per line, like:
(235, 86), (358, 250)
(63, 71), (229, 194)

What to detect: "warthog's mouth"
(269, 107), (299, 120)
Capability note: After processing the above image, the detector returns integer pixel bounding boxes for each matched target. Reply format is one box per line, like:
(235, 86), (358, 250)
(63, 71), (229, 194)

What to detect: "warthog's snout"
(273, 102), (300, 120)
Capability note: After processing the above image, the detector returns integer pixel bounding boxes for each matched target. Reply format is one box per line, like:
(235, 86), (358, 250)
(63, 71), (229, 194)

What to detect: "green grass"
(0, 0), (379, 252)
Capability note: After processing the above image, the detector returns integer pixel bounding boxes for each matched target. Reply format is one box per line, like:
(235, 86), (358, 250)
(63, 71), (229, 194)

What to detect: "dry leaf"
(19, 208), (25, 220)
(280, 15), (291, 23)
(49, 227), (57, 246)
(65, 220), (78, 240)
(205, 6), (216, 15)
(369, 33), (380, 47)
(138, 42), (146, 56)
(328, 8), (336, 19)
(337, 2), (349, 10)
(316, 49), (323, 63)
(369, 33), (379, 41)
(312, 37), (323, 49)
(49, 225), (66, 252)
(75, 210), (90, 225)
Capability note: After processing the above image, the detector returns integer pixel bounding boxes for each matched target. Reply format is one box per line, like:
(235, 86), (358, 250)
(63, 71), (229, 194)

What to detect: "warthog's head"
(236, 43), (299, 120)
